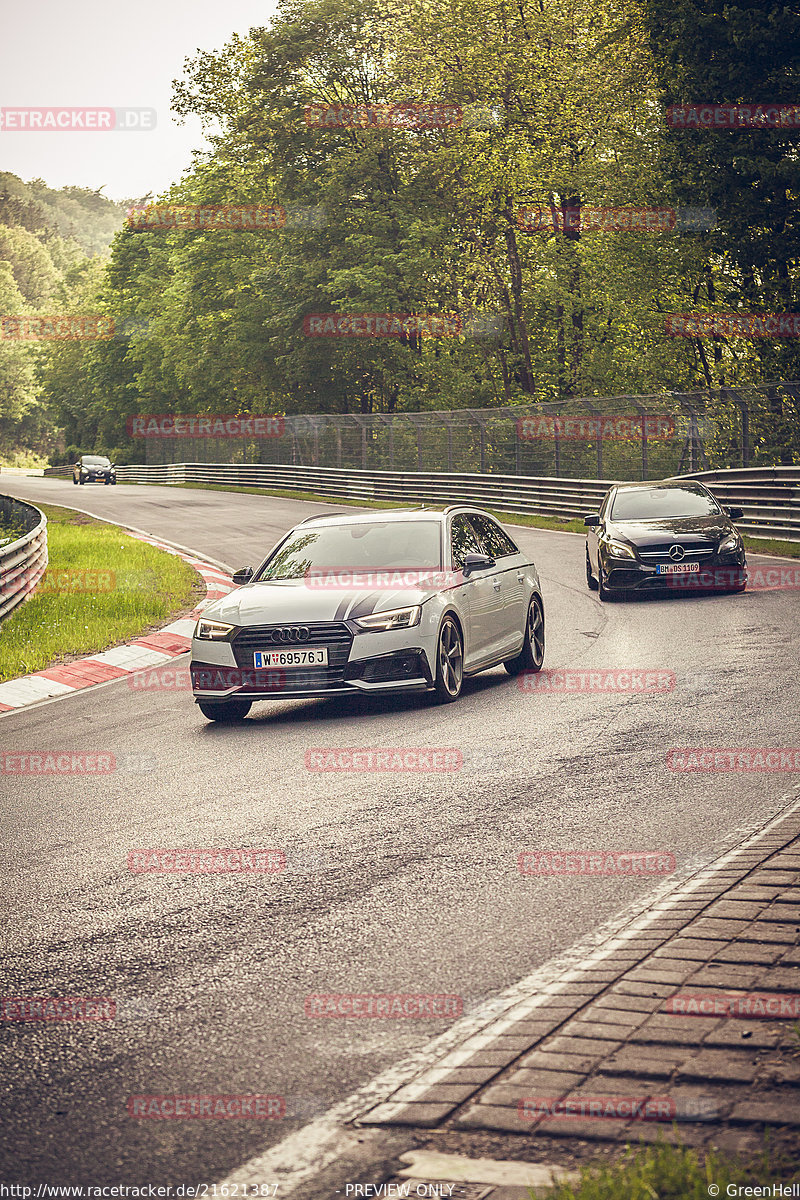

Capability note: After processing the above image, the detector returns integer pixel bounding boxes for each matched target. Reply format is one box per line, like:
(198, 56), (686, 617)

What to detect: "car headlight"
(353, 605), (421, 632)
(719, 533), (741, 554)
(195, 619), (235, 640)
(606, 539), (636, 560)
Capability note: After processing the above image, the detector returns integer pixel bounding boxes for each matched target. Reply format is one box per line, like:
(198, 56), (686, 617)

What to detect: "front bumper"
(191, 621), (436, 701)
(604, 557), (746, 593)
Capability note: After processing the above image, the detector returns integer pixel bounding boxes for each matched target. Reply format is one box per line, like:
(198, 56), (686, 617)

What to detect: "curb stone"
(214, 792), (800, 1198)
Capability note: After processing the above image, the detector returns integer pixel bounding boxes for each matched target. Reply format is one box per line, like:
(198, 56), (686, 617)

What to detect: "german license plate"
(253, 648), (328, 668)
(655, 562), (700, 575)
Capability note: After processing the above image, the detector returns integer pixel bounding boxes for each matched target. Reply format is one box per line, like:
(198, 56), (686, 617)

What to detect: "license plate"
(253, 648), (328, 668)
(655, 562), (700, 575)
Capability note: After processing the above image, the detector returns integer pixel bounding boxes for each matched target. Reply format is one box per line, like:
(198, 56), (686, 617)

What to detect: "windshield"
(610, 484), (721, 521)
(82, 456), (111, 466)
(257, 521), (443, 580)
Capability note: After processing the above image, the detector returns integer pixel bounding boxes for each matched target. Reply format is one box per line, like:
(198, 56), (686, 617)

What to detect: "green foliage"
(639, 0), (800, 384)
(7, 0), (800, 459)
(541, 1137), (799, 1200)
(0, 173), (129, 257)
(0, 173), (127, 462)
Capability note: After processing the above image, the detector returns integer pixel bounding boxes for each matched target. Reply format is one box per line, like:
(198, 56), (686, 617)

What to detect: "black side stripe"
(346, 592), (384, 620)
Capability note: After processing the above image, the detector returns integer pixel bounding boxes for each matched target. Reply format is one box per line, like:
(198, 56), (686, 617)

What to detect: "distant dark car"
(584, 480), (746, 600)
(72, 455), (116, 485)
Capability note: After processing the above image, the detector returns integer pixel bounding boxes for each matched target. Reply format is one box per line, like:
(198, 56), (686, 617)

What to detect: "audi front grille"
(231, 622), (353, 688)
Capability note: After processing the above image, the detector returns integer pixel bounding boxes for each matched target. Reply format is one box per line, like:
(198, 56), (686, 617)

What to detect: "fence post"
(630, 400), (647, 480)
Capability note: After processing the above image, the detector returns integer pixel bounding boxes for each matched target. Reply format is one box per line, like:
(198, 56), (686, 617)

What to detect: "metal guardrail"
(680, 467), (800, 542)
(41, 461), (799, 542)
(0, 496), (48, 623)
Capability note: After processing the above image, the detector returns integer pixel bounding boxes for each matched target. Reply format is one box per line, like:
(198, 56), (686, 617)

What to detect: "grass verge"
(0, 503), (202, 683)
(159, 480), (799, 556)
(546, 1138), (799, 1200)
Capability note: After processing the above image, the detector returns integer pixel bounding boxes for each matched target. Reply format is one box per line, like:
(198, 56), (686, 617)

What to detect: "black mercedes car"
(72, 455), (116, 485)
(584, 480), (746, 600)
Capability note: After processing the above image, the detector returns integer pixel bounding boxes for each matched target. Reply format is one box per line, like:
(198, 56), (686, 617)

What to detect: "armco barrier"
(0, 496), (48, 623)
(40, 461), (798, 541)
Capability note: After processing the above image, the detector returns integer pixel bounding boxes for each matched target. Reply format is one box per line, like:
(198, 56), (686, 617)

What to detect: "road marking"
(396, 1151), (579, 1187)
(216, 787), (800, 1194)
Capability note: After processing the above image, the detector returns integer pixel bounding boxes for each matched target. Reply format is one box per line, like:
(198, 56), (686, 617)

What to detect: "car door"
(449, 514), (498, 666)
(468, 513), (528, 651)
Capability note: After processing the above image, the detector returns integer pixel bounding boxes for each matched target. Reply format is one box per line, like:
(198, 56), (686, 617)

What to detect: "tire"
(104, 478), (110, 485)
(197, 699), (252, 722)
(111, 479), (117, 485)
(586, 548), (599, 591)
(433, 615), (463, 702)
(505, 595), (545, 675)
(598, 566), (623, 601)
(79, 477), (85, 484)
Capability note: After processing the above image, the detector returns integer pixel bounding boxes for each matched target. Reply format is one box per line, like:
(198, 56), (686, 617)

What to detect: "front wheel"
(586, 548), (599, 591)
(505, 595), (545, 675)
(79, 477), (85, 484)
(197, 699), (252, 722)
(599, 567), (623, 601)
(433, 616), (463, 702)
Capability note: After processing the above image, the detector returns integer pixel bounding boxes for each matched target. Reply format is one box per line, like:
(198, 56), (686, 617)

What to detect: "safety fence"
(0, 496), (48, 623)
(121, 382), (800, 480)
(43, 462), (799, 542)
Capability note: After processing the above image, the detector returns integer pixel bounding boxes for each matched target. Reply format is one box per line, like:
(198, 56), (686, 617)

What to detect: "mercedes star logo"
(668, 544), (685, 561)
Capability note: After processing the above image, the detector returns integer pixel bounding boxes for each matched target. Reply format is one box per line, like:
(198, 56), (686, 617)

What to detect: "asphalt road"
(1, 477), (798, 1185)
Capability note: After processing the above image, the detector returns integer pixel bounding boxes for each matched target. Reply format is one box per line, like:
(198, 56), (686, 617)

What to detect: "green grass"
(543, 1138), (799, 1200)
(0, 503), (202, 682)
(153, 481), (591, 533)
(156, 480), (799, 555)
(741, 533), (800, 558)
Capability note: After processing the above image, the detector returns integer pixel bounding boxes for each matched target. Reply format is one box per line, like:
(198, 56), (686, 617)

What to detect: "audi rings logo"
(668, 545), (685, 562)
(267, 626), (311, 643)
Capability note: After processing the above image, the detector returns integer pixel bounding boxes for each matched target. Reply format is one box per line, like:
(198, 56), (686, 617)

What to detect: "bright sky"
(1, 0), (279, 202)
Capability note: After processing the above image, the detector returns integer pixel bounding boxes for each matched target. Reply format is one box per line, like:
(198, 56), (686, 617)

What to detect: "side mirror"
(462, 552), (495, 577)
(232, 565), (254, 585)
(584, 514), (601, 527)
(726, 506), (743, 521)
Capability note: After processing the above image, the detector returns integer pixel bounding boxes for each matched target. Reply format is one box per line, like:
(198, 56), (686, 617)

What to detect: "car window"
(257, 520), (442, 579)
(610, 484), (721, 521)
(469, 513), (519, 558)
(450, 514), (485, 570)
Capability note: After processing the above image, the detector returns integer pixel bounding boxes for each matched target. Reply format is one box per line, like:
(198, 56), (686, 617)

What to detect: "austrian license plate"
(655, 562), (700, 575)
(253, 648), (328, 668)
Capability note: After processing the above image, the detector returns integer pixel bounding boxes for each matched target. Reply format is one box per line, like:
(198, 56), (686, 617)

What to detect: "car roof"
(610, 479), (710, 492)
(295, 505), (497, 528)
